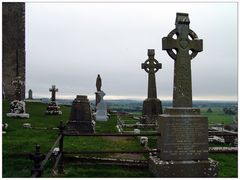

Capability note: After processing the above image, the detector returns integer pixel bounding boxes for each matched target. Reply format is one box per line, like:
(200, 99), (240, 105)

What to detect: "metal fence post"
(29, 144), (45, 177)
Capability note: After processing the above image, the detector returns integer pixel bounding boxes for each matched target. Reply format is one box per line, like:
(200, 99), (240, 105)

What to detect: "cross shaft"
(162, 13), (203, 107)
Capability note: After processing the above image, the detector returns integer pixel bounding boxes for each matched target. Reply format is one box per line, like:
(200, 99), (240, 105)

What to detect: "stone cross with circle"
(141, 49), (162, 99)
(162, 13), (203, 107)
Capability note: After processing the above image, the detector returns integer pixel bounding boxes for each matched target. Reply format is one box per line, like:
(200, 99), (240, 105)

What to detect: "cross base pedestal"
(140, 115), (158, 124)
(149, 156), (218, 177)
(142, 98), (162, 118)
(45, 101), (62, 115)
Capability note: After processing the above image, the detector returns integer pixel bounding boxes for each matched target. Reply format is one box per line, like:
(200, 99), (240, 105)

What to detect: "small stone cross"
(49, 85), (58, 102)
(141, 49), (162, 99)
(162, 13), (203, 107)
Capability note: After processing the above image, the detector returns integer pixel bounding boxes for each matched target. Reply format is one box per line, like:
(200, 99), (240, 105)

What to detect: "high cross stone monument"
(149, 13), (218, 177)
(141, 49), (162, 124)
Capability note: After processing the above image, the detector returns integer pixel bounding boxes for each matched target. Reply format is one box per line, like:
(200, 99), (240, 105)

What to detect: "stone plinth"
(6, 100), (29, 118)
(45, 101), (62, 115)
(149, 108), (218, 177)
(65, 95), (95, 134)
(142, 98), (162, 123)
(149, 156), (218, 177)
(95, 91), (108, 121)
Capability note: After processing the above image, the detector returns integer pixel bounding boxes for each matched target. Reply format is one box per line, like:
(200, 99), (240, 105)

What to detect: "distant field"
(201, 107), (235, 125)
(2, 101), (237, 177)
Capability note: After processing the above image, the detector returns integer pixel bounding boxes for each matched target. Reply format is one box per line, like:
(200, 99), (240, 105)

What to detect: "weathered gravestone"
(96, 90), (108, 121)
(28, 89), (33, 99)
(140, 49), (162, 124)
(95, 74), (102, 106)
(149, 13), (218, 177)
(65, 95), (95, 134)
(45, 85), (62, 115)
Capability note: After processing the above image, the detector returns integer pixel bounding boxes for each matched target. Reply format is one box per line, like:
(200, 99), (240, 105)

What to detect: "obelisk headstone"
(149, 13), (218, 177)
(65, 95), (95, 134)
(96, 90), (108, 121)
(45, 85), (62, 115)
(140, 49), (162, 124)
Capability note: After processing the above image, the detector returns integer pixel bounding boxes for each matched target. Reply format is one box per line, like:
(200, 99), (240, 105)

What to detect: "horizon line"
(27, 94), (238, 102)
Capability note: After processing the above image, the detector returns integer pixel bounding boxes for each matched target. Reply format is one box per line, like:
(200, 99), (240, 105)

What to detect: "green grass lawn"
(2, 101), (238, 177)
(201, 107), (235, 125)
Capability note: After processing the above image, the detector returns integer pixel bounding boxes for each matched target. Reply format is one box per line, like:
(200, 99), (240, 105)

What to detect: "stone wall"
(2, 2), (25, 100)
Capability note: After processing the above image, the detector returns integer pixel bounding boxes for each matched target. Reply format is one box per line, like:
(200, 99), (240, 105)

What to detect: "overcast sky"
(25, 2), (237, 101)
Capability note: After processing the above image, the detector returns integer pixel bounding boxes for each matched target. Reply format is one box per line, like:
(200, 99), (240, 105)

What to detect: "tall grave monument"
(94, 74), (108, 121)
(45, 85), (62, 115)
(6, 50), (29, 118)
(149, 13), (218, 177)
(141, 49), (162, 124)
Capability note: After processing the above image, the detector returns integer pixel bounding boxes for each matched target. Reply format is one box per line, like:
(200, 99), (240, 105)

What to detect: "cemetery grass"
(2, 101), (237, 177)
(2, 101), (150, 177)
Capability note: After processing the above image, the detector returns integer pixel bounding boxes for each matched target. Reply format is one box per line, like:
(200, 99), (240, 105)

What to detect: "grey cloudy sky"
(26, 2), (237, 101)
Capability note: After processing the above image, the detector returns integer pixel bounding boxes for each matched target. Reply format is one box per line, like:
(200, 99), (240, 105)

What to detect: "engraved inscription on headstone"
(158, 115), (209, 160)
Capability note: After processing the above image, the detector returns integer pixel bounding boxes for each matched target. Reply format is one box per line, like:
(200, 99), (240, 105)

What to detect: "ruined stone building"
(2, 2), (25, 100)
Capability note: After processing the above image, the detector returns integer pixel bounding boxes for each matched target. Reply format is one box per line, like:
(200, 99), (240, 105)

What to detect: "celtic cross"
(162, 13), (203, 107)
(141, 49), (162, 99)
(49, 85), (58, 102)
